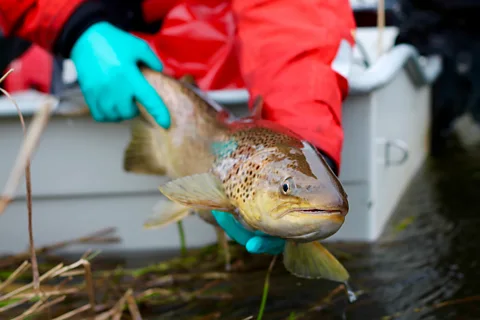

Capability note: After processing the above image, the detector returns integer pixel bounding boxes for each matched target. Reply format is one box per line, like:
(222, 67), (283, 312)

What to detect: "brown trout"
(123, 69), (234, 270)
(124, 68), (350, 282)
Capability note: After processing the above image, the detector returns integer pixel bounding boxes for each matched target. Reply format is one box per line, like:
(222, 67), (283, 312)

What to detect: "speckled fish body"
(210, 120), (349, 241)
(124, 68), (232, 180)
(123, 69), (238, 230)
(158, 117), (351, 281)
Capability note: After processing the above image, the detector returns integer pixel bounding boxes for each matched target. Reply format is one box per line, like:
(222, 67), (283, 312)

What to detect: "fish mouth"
(286, 208), (346, 217)
(283, 210), (346, 241)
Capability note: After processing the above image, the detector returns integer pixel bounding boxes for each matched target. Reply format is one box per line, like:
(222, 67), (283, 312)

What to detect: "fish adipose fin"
(123, 118), (166, 175)
(143, 197), (192, 229)
(283, 240), (350, 282)
(158, 173), (234, 212)
(251, 95), (264, 119)
(179, 74), (198, 88)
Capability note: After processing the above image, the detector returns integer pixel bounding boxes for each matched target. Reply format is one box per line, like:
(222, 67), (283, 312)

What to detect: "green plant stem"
(177, 221), (187, 256)
(257, 255), (277, 320)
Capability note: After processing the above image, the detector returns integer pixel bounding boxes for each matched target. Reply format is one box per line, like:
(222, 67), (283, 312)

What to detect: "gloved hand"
(70, 22), (170, 128)
(211, 211), (285, 255)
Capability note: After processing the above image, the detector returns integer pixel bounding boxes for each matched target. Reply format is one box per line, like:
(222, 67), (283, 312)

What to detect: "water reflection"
(336, 144), (480, 320)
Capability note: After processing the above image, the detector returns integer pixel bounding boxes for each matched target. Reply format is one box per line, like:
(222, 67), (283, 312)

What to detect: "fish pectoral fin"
(158, 173), (233, 212)
(251, 95), (264, 119)
(179, 74), (198, 88)
(143, 197), (192, 229)
(123, 118), (166, 175)
(283, 240), (350, 282)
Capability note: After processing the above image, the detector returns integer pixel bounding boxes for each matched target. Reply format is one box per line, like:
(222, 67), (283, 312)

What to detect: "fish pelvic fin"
(196, 209), (219, 226)
(123, 118), (166, 175)
(158, 173), (234, 212)
(283, 240), (350, 282)
(143, 197), (192, 229)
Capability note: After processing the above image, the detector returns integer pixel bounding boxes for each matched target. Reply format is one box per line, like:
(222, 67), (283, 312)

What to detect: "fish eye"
(281, 177), (294, 195)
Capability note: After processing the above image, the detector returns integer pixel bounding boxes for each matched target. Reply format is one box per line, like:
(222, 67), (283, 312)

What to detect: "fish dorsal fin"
(182, 81), (236, 120)
(123, 118), (166, 175)
(251, 95), (264, 119)
(179, 74), (198, 88)
(283, 240), (350, 282)
(158, 173), (234, 212)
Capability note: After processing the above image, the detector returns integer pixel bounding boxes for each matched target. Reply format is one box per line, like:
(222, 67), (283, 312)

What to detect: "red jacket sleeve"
(0, 0), (87, 51)
(232, 0), (356, 173)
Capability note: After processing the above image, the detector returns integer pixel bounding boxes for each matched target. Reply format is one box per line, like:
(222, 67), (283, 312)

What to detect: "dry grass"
(0, 69), (146, 319)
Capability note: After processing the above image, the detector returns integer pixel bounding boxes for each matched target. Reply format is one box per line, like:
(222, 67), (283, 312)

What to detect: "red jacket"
(0, 0), (356, 172)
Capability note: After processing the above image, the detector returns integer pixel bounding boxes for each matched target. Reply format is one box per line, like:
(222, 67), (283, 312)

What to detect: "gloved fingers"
(134, 40), (164, 72)
(115, 75), (140, 120)
(99, 83), (123, 122)
(82, 86), (105, 122)
(211, 210), (254, 246)
(246, 236), (285, 255)
(131, 68), (171, 128)
(118, 101), (140, 120)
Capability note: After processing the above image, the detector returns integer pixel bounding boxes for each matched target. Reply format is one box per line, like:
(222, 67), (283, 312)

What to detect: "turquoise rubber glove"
(70, 22), (170, 128)
(211, 211), (285, 255)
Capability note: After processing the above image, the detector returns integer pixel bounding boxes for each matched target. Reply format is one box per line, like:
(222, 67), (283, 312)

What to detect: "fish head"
(236, 141), (349, 242)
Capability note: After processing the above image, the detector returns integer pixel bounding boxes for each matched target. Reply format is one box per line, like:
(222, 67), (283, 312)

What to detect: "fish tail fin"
(283, 240), (349, 282)
(123, 118), (166, 175)
(143, 197), (191, 229)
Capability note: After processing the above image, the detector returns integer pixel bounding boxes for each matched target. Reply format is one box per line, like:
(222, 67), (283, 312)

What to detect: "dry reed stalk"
(0, 84), (55, 215)
(0, 68), (56, 292)
(10, 287), (80, 300)
(11, 295), (67, 320)
(52, 303), (93, 320)
(0, 256), (99, 319)
(0, 260), (30, 292)
(95, 289), (132, 320)
(377, 0), (385, 57)
(0, 70), (119, 319)
(0, 227), (119, 268)
(125, 289), (143, 320)
(0, 297), (31, 313)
